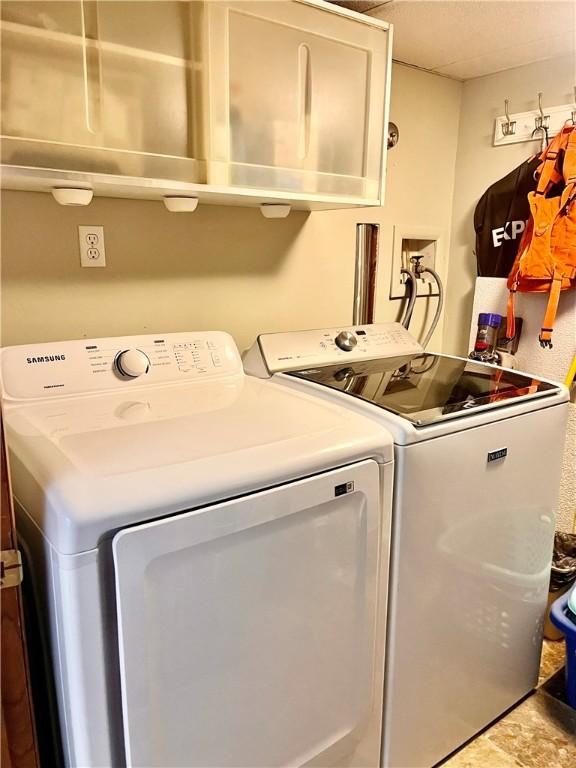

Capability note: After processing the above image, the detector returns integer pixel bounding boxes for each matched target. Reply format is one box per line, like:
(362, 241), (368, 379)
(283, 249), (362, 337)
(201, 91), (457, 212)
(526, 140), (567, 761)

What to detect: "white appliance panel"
(383, 404), (566, 768)
(1, 331), (241, 400)
(5, 373), (392, 555)
(243, 323), (423, 376)
(113, 460), (381, 768)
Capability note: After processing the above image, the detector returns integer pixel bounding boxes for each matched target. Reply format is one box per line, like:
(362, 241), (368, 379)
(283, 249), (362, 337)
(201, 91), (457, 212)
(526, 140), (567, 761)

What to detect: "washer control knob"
(115, 349), (150, 378)
(335, 331), (357, 352)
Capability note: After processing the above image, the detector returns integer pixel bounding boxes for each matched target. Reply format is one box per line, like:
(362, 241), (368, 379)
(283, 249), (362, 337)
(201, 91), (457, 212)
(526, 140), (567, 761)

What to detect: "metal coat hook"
(502, 99), (516, 136)
(531, 124), (549, 152)
(571, 86), (576, 124)
(534, 92), (550, 130)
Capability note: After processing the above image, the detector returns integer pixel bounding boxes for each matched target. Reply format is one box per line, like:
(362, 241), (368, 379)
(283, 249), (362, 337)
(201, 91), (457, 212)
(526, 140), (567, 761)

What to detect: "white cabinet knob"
(115, 349), (150, 378)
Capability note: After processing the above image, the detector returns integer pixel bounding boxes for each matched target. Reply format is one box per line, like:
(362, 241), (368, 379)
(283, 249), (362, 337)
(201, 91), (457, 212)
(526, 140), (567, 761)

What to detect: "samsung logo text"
(26, 355), (66, 364)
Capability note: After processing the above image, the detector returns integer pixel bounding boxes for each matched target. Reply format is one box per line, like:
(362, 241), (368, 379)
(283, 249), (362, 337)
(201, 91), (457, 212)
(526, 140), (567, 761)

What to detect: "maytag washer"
(244, 322), (569, 768)
(1, 331), (395, 768)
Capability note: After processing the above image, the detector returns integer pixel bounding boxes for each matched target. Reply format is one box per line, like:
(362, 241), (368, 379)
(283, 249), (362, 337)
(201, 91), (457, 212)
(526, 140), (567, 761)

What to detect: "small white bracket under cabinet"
(493, 103), (575, 147)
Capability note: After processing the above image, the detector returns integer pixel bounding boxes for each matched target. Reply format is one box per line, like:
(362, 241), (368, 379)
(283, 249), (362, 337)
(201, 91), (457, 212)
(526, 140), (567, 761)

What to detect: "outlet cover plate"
(78, 225), (106, 267)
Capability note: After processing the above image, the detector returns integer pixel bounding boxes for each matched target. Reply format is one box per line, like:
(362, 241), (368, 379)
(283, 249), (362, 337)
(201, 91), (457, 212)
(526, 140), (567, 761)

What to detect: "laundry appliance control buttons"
(334, 331), (357, 352)
(115, 349), (151, 378)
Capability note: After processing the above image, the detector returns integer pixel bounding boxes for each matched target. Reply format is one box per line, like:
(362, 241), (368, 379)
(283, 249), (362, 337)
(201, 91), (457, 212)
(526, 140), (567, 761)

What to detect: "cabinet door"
(113, 461), (382, 767)
(1, 2), (91, 145)
(94, 1), (204, 179)
(207, 1), (389, 200)
(1, 410), (40, 768)
(1, 1), (205, 182)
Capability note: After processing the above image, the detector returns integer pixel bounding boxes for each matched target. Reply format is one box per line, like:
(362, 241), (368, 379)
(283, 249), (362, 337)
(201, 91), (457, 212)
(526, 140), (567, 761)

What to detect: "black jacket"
(474, 158), (539, 277)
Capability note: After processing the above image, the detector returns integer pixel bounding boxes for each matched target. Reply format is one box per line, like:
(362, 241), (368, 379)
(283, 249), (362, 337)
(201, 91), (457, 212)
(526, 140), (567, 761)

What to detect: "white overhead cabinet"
(1, 0), (391, 210)
(206, 1), (388, 202)
(1, 1), (204, 182)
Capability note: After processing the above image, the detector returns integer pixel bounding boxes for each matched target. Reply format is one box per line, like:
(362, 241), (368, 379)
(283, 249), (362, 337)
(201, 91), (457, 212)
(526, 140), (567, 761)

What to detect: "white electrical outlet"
(78, 226), (106, 267)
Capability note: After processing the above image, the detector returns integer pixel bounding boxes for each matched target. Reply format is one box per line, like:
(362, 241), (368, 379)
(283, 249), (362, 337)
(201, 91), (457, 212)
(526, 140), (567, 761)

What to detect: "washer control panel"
(243, 323), (424, 377)
(1, 332), (241, 400)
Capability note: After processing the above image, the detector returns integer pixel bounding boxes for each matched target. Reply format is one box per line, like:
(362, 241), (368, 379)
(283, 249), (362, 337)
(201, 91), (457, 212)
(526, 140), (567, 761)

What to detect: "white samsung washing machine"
(1, 331), (395, 768)
(244, 322), (569, 768)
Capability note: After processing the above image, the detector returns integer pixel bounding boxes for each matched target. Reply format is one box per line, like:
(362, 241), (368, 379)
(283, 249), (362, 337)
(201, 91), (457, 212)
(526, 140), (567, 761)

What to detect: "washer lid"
(5, 376), (392, 555)
(287, 353), (561, 427)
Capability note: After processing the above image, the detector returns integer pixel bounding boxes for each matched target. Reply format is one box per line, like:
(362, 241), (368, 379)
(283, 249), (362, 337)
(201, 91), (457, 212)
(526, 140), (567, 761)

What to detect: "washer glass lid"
(287, 353), (559, 426)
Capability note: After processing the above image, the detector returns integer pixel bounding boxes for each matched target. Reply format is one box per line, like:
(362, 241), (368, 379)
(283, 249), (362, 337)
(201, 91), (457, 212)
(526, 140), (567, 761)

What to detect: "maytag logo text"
(487, 448), (508, 463)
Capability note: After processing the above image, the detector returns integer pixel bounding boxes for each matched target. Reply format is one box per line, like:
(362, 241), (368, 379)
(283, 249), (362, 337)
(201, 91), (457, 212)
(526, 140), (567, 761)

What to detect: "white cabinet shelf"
(1, 0), (391, 210)
(1, 164), (382, 211)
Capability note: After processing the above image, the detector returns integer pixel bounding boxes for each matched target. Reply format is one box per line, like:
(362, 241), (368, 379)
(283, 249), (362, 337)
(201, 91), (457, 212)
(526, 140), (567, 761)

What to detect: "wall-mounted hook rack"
(571, 86), (576, 125)
(494, 96), (574, 147)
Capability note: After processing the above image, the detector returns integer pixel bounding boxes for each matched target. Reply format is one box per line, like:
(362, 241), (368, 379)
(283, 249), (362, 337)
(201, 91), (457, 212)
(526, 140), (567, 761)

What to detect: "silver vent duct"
(353, 223), (379, 325)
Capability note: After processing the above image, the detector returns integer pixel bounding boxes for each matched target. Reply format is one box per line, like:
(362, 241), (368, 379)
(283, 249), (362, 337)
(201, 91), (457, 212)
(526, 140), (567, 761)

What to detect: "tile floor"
(441, 640), (575, 768)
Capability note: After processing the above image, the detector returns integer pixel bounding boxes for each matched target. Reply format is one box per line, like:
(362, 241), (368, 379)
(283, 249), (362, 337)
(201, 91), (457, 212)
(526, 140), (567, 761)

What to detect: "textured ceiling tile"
(434, 35), (575, 80)
(330, 1), (393, 12)
(368, 0), (576, 79)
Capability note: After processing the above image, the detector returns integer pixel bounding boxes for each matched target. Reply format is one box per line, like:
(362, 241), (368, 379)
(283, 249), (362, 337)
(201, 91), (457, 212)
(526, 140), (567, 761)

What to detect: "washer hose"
(400, 268), (417, 329)
(420, 267), (444, 348)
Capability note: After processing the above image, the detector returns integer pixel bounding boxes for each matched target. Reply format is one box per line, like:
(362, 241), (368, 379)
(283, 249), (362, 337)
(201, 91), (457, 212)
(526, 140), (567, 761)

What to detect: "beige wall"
(444, 53), (575, 356)
(444, 54), (576, 533)
(1, 63), (462, 351)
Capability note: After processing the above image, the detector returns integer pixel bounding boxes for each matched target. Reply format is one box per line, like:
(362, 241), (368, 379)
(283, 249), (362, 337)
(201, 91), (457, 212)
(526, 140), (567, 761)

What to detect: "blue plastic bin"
(550, 589), (576, 708)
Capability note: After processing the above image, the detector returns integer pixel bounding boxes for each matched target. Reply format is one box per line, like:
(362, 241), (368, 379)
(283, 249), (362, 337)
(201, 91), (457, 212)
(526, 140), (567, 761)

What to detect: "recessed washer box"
(389, 225), (444, 299)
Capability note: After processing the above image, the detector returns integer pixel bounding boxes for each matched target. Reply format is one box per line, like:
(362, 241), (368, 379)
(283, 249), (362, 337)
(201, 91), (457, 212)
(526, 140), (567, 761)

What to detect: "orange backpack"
(507, 125), (576, 347)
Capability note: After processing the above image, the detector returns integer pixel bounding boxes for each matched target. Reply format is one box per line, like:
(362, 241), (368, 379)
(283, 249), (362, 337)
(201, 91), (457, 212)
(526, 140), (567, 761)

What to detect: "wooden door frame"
(1, 408), (39, 768)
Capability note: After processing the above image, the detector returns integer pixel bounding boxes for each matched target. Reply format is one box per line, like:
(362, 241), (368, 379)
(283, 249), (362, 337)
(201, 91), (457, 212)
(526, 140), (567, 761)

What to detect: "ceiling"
(332, 0), (576, 80)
